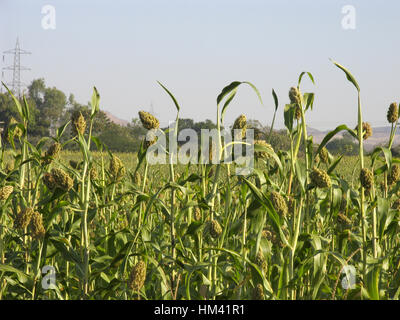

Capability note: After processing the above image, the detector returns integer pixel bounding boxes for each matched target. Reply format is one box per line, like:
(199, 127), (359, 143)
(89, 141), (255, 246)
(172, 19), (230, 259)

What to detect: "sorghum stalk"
(357, 92), (367, 278)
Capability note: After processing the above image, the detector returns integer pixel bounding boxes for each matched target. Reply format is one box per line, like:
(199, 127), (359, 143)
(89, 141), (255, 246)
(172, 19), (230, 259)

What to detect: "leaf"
(57, 121), (70, 140)
(284, 104), (295, 133)
(366, 264), (381, 300)
(2, 82), (24, 120)
(91, 86), (100, 118)
(218, 81), (262, 124)
(0, 264), (29, 283)
(316, 125), (357, 156)
(331, 59), (360, 92)
(298, 71), (315, 87)
(157, 81), (181, 112)
(272, 88), (278, 111)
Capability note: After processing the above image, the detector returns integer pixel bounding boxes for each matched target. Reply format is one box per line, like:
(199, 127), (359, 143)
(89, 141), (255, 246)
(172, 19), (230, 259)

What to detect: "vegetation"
(0, 61), (400, 301)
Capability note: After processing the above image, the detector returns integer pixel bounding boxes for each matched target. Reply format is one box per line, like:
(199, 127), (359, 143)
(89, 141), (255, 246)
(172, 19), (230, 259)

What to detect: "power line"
(2, 37), (31, 97)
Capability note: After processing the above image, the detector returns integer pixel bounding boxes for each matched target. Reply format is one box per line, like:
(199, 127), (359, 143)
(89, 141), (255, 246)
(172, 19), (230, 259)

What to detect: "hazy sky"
(1, 0), (399, 130)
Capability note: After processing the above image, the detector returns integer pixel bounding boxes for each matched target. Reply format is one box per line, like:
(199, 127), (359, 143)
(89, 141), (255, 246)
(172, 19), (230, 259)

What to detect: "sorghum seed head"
(71, 111), (86, 136)
(144, 136), (158, 149)
(128, 260), (147, 292)
(387, 102), (399, 124)
(270, 191), (288, 217)
(314, 154), (320, 165)
(388, 164), (400, 185)
(134, 171), (141, 185)
(138, 111), (159, 130)
(252, 284), (265, 300)
(44, 142), (62, 164)
(337, 212), (352, 226)
(310, 167), (332, 189)
(9, 117), (22, 138)
(209, 219), (222, 239)
(360, 168), (374, 190)
(110, 155), (125, 181)
(232, 114), (247, 140)
(46, 142), (61, 158)
(43, 172), (56, 190)
(392, 199), (400, 210)
(194, 207), (201, 221)
(320, 147), (329, 164)
(255, 250), (267, 274)
(51, 168), (73, 191)
(0, 185), (13, 200)
(254, 140), (274, 159)
(355, 122), (372, 140)
(361, 168), (374, 189)
(15, 207), (34, 230)
(289, 87), (302, 105)
(90, 166), (98, 180)
(294, 105), (302, 121)
(30, 211), (45, 239)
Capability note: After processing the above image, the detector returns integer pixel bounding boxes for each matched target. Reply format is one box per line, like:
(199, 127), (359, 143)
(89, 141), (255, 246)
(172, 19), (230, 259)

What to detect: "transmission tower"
(2, 37), (31, 97)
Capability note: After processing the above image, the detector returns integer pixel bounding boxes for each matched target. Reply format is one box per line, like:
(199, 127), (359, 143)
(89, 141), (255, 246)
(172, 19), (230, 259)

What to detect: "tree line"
(0, 79), (359, 154)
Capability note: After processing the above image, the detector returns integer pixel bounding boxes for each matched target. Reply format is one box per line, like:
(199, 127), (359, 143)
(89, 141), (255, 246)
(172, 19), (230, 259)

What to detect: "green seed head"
(314, 154), (320, 165)
(360, 168), (374, 190)
(387, 102), (399, 124)
(209, 219), (222, 239)
(138, 111), (160, 130)
(254, 140), (274, 159)
(310, 167), (331, 189)
(9, 117), (22, 138)
(0, 185), (13, 200)
(30, 211), (45, 240)
(355, 122), (372, 140)
(262, 226), (280, 246)
(43, 172), (56, 190)
(44, 142), (62, 164)
(270, 191), (288, 217)
(71, 111), (86, 136)
(232, 114), (247, 140)
(110, 155), (126, 181)
(388, 164), (400, 185)
(90, 166), (98, 180)
(194, 207), (202, 221)
(134, 171), (141, 186)
(15, 207), (34, 230)
(252, 284), (265, 300)
(128, 260), (147, 292)
(51, 168), (73, 191)
(289, 87), (302, 105)
(294, 105), (302, 121)
(255, 250), (267, 274)
(319, 147), (329, 164)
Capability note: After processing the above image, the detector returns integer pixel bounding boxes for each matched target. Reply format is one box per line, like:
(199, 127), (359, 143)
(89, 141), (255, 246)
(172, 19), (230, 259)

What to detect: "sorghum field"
(1, 61), (400, 300)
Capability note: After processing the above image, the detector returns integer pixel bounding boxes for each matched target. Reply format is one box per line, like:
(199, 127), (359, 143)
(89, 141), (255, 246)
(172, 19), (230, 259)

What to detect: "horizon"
(1, 1), (400, 131)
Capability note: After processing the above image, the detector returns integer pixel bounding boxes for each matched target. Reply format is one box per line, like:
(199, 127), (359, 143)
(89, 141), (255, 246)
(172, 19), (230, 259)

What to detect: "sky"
(0, 0), (399, 131)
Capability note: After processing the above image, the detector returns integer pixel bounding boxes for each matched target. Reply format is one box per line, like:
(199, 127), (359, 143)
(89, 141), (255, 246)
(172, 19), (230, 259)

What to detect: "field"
(1, 62), (400, 301)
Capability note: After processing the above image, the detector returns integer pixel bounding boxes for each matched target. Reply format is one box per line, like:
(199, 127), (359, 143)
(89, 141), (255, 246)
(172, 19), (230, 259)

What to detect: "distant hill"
(309, 126), (398, 151)
(103, 111), (129, 127)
